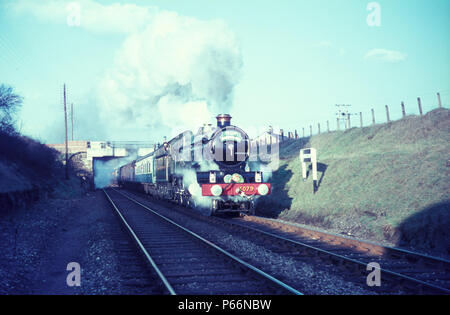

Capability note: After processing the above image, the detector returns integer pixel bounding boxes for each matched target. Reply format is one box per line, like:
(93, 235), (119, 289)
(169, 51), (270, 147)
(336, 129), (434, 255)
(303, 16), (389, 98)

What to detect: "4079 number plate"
(201, 183), (271, 196)
(238, 185), (255, 193)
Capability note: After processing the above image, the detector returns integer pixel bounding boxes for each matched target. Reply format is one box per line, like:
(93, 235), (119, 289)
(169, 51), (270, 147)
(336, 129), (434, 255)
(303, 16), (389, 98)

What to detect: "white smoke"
(98, 9), (243, 139)
(10, 0), (243, 141)
(175, 168), (209, 210)
(93, 150), (138, 188)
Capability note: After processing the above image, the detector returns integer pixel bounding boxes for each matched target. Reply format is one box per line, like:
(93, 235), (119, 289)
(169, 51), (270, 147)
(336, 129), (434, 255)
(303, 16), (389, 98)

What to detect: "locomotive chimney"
(216, 114), (232, 128)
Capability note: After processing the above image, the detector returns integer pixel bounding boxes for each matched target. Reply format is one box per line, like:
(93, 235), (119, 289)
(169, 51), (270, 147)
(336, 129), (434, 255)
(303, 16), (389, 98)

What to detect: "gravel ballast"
(122, 190), (381, 295)
(0, 190), (159, 294)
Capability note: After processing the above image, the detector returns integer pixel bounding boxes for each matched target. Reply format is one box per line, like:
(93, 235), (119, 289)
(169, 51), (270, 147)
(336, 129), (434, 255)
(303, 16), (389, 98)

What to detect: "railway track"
(103, 188), (302, 295)
(240, 216), (450, 293)
(119, 188), (450, 295)
(224, 216), (450, 294)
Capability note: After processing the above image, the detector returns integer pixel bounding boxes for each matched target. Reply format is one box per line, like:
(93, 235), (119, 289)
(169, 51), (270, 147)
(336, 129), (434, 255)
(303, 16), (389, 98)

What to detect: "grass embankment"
(258, 108), (449, 253)
(0, 131), (83, 209)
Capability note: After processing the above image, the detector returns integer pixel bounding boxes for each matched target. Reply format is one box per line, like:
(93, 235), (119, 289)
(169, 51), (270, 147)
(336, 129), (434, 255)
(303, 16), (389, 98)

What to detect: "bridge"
(46, 140), (155, 177)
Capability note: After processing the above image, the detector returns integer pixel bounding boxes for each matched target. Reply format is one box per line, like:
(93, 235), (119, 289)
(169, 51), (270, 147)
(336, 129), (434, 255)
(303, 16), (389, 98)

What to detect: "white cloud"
(315, 41), (349, 57)
(314, 41), (332, 48)
(9, 0), (243, 140)
(364, 49), (407, 63)
(9, 0), (156, 34)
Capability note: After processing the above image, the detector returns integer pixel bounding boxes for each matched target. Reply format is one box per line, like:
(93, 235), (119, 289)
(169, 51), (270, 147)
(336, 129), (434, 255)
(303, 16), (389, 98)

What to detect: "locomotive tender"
(116, 114), (271, 215)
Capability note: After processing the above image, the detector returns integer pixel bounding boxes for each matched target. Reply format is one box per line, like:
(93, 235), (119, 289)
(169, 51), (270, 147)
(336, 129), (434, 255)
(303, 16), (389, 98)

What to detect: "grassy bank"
(0, 130), (84, 209)
(258, 108), (450, 253)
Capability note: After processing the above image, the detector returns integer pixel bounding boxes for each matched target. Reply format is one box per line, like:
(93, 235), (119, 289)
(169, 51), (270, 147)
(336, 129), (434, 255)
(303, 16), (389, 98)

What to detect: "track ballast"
(103, 188), (302, 295)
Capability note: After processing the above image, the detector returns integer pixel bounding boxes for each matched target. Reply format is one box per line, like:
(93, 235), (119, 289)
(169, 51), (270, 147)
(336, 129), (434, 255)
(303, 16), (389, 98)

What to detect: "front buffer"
(201, 183), (271, 215)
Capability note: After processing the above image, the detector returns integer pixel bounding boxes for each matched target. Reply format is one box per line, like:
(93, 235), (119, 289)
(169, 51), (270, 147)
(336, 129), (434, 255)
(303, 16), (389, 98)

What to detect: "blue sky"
(0, 0), (449, 143)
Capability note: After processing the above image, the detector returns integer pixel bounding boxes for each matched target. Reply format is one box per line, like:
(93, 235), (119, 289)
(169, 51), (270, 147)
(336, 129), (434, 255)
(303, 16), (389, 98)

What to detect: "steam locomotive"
(116, 114), (271, 215)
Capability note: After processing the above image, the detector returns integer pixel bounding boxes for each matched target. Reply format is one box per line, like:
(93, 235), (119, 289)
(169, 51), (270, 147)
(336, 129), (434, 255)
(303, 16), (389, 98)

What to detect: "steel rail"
(111, 188), (302, 295)
(260, 217), (450, 266)
(215, 216), (450, 294)
(103, 189), (176, 295)
(119, 189), (449, 294)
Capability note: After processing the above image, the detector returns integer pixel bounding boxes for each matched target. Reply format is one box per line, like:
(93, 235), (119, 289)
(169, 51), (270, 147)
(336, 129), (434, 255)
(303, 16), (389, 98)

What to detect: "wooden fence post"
(336, 118), (340, 131)
(371, 109), (376, 125)
(401, 102), (406, 118)
(295, 129), (298, 139)
(437, 93), (442, 108)
(280, 129), (284, 141)
(347, 114), (351, 128)
(310, 125), (312, 137)
(360, 112), (363, 128)
(327, 120), (330, 132)
(302, 127), (305, 138)
(417, 97), (423, 116)
(318, 123), (321, 135)
(385, 105), (390, 123)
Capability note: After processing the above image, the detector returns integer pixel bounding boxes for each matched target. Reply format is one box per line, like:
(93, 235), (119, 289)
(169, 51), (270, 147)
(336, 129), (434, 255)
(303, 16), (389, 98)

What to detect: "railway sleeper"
(167, 274), (252, 285)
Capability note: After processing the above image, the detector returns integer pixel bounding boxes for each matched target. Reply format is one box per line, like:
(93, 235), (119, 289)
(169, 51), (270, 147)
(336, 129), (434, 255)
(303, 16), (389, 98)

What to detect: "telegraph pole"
(71, 102), (74, 141)
(64, 84), (69, 180)
(437, 93), (442, 108)
(335, 104), (351, 130)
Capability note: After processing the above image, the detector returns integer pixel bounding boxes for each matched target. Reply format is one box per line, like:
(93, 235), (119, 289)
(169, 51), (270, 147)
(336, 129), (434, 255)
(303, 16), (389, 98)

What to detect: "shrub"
(0, 84), (22, 135)
(0, 130), (60, 177)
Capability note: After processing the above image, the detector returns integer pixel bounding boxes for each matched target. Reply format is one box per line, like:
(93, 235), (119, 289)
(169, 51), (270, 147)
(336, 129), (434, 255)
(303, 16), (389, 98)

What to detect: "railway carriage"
(134, 153), (155, 194)
(118, 161), (136, 188)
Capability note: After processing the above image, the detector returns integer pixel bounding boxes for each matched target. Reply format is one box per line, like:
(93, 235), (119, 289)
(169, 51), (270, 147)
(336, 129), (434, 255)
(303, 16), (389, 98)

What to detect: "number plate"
(202, 183), (271, 196)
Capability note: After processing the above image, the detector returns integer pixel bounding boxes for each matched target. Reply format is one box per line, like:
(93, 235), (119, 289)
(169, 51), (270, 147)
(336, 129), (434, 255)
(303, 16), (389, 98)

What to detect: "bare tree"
(0, 84), (23, 134)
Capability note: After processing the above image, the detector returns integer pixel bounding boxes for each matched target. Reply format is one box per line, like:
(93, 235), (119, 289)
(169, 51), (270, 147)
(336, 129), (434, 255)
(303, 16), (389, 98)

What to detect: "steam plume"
(98, 9), (243, 139)
(10, 0), (243, 141)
